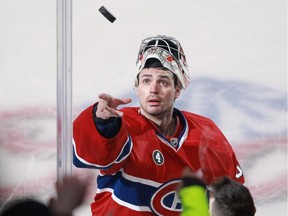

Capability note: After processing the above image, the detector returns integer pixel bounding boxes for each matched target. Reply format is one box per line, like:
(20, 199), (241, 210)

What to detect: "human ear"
(135, 86), (140, 96)
(175, 88), (181, 99)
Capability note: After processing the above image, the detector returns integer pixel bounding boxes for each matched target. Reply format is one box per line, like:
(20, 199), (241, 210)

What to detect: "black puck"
(99, 6), (116, 23)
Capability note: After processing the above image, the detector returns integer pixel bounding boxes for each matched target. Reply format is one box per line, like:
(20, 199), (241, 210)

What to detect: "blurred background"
(0, 0), (287, 215)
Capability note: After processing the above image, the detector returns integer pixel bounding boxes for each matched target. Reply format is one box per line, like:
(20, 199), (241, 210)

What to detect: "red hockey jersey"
(73, 105), (244, 216)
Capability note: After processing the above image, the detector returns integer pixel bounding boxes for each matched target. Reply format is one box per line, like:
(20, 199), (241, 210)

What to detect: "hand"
(96, 93), (132, 119)
(49, 175), (88, 216)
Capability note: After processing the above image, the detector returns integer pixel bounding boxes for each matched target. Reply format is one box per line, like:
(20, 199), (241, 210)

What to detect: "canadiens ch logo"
(152, 150), (164, 165)
(150, 179), (182, 216)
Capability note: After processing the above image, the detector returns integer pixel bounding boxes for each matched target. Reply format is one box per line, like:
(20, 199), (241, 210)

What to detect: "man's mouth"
(148, 99), (161, 106)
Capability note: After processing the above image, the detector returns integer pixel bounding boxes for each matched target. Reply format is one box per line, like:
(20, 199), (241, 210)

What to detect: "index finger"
(113, 98), (132, 107)
(99, 93), (132, 108)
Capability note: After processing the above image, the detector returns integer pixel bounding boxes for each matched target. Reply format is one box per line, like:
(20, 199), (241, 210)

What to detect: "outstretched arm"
(73, 94), (133, 173)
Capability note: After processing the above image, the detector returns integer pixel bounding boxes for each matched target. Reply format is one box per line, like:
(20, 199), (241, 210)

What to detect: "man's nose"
(149, 81), (160, 93)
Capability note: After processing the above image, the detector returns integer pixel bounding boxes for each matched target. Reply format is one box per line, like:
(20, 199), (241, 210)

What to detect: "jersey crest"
(150, 179), (182, 216)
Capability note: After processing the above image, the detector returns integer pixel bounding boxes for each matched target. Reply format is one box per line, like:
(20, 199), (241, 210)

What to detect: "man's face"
(136, 68), (180, 118)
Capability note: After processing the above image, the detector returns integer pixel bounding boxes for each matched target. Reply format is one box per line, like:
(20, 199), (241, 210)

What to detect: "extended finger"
(98, 93), (132, 109)
(113, 98), (132, 107)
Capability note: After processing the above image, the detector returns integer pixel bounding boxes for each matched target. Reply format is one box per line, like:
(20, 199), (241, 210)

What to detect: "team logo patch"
(152, 150), (164, 165)
(170, 138), (178, 147)
(150, 179), (182, 216)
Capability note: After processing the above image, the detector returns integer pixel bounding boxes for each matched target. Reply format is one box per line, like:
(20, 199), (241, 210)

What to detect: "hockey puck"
(99, 6), (116, 23)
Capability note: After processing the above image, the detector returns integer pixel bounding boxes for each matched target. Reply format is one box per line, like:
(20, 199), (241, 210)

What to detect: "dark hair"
(139, 58), (178, 88)
(211, 177), (256, 216)
(0, 199), (52, 216)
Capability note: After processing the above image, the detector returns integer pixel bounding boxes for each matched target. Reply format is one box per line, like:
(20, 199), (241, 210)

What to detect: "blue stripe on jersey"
(115, 136), (133, 164)
(97, 171), (156, 207)
(73, 136), (132, 169)
(73, 146), (100, 169)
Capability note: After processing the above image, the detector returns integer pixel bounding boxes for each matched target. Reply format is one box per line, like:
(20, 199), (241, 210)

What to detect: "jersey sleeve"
(198, 123), (245, 184)
(202, 142), (244, 184)
(73, 104), (132, 174)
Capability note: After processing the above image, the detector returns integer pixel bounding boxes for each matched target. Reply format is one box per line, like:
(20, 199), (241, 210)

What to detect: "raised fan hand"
(49, 175), (89, 216)
(96, 93), (132, 119)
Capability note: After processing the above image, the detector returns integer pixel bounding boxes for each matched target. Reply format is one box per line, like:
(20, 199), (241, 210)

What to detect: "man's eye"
(142, 79), (150, 84)
(160, 80), (168, 86)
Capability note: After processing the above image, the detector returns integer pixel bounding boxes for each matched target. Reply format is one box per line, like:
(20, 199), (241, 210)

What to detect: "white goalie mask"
(135, 35), (190, 90)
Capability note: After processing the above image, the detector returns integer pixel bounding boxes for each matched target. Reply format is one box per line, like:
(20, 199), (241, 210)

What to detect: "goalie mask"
(135, 35), (190, 90)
